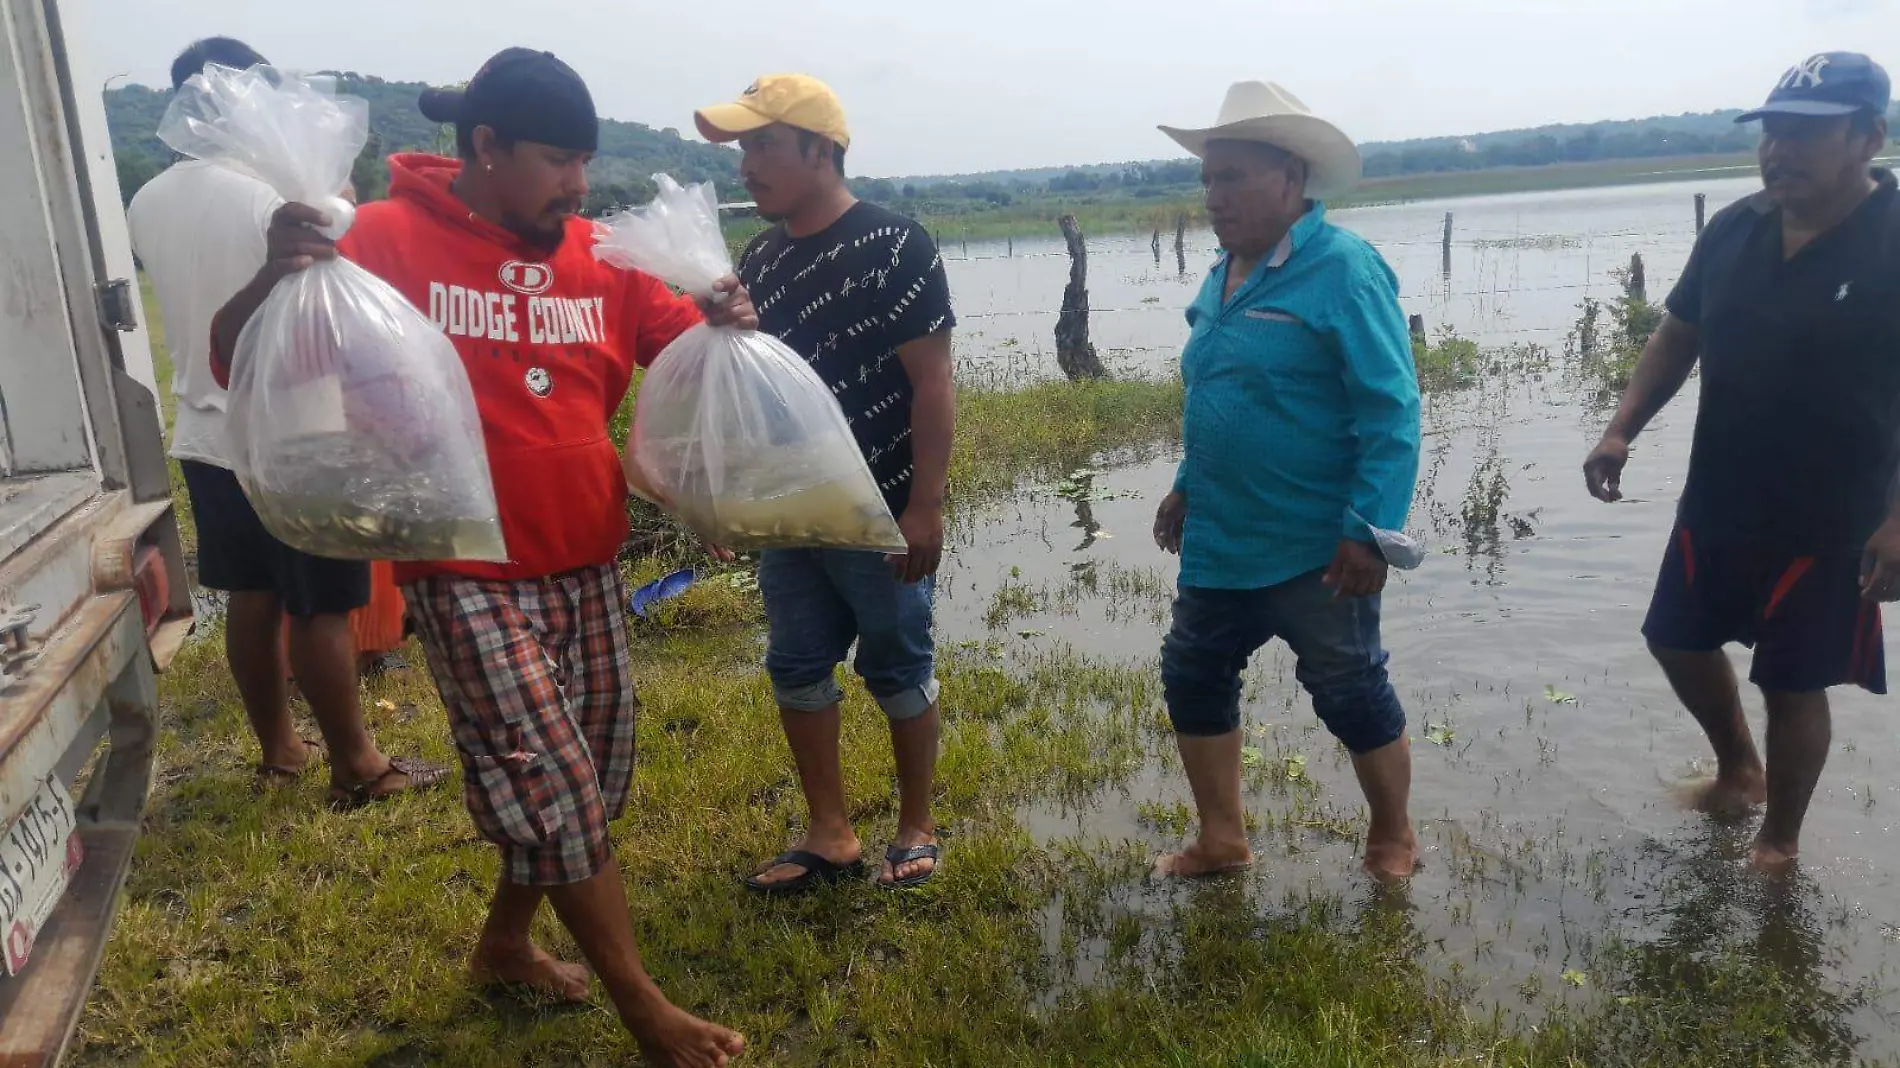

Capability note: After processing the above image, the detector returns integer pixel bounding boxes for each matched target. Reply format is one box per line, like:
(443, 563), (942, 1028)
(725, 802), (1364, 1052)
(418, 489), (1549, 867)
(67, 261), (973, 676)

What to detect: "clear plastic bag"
(595, 177), (905, 553)
(160, 65), (505, 562)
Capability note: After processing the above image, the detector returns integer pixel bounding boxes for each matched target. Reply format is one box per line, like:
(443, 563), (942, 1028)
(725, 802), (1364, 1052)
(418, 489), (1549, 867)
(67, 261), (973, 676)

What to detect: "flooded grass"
(86, 608), (1890, 1067)
(951, 377), (1183, 505)
(101, 282), (1900, 1063)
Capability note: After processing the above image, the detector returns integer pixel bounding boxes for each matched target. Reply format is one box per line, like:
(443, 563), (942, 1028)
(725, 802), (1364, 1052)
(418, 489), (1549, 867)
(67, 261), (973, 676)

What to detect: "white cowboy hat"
(1159, 81), (1363, 201)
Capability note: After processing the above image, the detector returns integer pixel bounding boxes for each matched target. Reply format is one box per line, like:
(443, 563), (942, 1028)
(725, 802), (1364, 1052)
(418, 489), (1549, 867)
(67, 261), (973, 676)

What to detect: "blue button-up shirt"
(1173, 203), (1421, 591)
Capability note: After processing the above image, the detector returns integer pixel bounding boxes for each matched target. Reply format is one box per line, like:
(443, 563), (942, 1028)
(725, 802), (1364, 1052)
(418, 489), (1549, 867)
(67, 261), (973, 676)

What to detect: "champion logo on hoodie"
(500, 260), (555, 295)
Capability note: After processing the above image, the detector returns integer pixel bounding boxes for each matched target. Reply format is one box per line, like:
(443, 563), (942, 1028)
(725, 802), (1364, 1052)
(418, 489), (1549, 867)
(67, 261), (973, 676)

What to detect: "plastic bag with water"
(594, 176), (905, 553)
(159, 64), (504, 561)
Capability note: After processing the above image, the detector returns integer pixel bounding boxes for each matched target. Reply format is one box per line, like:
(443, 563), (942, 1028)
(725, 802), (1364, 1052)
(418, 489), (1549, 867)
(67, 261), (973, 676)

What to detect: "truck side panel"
(0, 0), (93, 477)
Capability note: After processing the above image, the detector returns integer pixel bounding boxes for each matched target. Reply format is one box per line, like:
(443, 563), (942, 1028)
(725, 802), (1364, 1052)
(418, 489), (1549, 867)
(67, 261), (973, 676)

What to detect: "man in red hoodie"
(211, 50), (749, 1068)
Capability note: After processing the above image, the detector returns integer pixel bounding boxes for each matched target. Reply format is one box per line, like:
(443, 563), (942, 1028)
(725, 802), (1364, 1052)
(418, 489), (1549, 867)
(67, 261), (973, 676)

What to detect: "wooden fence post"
(1441, 212), (1454, 276)
(1173, 211), (1189, 278)
(1694, 193), (1707, 235)
(1055, 214), (1108, 381)
(1627, 252), (1647, 305)
(1408, 314), (1427, 342)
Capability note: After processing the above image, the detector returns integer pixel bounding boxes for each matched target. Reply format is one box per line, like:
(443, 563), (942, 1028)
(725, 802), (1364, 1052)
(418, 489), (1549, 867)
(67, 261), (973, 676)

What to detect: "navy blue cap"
(1738, 52), (1891, 123)
(419, 48), (598, 153)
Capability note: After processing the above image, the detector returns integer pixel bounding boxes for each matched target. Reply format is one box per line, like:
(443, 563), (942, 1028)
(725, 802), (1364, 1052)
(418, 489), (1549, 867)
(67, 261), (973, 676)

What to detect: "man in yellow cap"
(697, 75), (958, 894)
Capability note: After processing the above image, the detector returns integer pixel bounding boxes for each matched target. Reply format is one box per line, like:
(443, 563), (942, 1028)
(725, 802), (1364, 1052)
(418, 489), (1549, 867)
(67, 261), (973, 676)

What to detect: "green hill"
(898, 105), (1900, 192)
(105, 72), (742, 211)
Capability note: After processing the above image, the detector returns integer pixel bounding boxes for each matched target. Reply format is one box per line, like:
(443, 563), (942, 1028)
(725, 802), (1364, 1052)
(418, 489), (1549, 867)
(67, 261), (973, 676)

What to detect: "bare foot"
(1676, 767), (1767, 817)
(469, 942), (591, 1003)
(629, 1002), (747, 1068)
(749, 828), (861, 890)
(1152, 839), (1254, 880)
(1363, 828), (1420, 882)
(1750, 839), (1799, 875)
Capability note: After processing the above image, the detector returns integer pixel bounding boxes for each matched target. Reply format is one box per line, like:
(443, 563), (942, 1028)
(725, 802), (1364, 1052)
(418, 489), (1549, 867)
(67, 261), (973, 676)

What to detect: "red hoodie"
(326, 154), (699, 584)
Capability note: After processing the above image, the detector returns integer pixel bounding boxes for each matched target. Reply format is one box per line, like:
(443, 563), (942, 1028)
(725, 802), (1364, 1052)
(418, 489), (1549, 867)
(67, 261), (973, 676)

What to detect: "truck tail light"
(132, 544), (168, 636)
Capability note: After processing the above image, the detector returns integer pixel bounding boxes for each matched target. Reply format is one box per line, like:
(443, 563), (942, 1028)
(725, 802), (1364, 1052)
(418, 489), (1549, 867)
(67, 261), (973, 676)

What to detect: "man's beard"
(502, 211), (570, 253)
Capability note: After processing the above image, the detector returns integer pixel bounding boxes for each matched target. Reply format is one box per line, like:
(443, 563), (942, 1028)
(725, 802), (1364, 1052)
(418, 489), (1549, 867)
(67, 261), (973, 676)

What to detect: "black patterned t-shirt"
(737, 202), (955, 517)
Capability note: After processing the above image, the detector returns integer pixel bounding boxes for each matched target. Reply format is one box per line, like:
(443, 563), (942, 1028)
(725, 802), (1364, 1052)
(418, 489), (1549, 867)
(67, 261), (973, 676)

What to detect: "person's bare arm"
(210, 202), (338, 385)
(1583, 313), (1701, 502)
(894, 331), (954, 583)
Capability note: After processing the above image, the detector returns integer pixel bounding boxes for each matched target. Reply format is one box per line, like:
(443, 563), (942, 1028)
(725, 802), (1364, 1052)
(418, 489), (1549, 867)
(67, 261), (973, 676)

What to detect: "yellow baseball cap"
(695, 73), (851, 150)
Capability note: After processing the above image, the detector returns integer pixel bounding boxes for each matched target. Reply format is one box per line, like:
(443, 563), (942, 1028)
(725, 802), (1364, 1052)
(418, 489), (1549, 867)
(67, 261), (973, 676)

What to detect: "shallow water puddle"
(940, 377), (1900, 1055)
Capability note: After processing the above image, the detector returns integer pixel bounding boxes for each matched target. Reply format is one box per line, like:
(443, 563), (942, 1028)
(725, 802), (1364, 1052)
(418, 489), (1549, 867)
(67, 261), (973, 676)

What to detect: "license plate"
(0, 775), (83, 976)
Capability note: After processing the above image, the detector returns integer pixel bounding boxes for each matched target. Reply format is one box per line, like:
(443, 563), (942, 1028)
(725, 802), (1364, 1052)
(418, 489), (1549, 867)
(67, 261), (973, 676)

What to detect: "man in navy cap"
(211, 47), (751, 1068)
(1586, 53), (1896, 872)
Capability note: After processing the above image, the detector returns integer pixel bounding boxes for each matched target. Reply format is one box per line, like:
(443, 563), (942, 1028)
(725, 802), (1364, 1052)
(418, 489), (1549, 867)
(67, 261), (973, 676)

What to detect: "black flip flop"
(878, 843), (941, 890)
(744, 850), (864, 895)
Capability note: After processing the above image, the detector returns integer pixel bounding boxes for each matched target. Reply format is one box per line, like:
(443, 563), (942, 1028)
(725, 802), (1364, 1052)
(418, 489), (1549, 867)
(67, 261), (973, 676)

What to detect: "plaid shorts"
(407, 564), (637, 886)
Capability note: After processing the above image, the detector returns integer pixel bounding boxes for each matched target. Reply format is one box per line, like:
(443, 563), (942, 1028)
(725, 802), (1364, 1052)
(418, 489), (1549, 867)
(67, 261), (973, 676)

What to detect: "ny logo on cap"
(1780, 55), (1832, 90)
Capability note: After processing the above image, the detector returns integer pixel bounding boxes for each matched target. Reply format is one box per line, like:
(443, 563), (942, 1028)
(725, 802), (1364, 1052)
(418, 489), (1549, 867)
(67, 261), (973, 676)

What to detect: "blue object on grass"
(629, 568), (699, 619)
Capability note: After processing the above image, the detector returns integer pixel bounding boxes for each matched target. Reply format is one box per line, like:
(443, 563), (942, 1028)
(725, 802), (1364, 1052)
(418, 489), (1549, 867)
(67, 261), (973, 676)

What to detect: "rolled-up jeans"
(1161, 570), (1406, 753)
(760, 548), (939, 720)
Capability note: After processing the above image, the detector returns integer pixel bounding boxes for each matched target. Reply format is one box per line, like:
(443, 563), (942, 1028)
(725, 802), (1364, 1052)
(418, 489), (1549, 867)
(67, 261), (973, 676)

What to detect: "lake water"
(936, 177), (1900, 1056)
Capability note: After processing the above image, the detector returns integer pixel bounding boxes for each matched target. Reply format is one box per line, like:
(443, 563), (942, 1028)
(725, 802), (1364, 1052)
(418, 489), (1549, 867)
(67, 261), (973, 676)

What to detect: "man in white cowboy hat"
(1150, 81), (1422, 881)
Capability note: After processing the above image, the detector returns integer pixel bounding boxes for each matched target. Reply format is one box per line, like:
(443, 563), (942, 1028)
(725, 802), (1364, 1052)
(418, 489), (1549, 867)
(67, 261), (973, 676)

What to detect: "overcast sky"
(72, 0), (1896, 177)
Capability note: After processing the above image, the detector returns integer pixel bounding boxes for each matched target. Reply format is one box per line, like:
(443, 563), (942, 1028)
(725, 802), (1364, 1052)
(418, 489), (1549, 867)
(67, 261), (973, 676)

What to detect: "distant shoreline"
(879, 151), (1899, 245)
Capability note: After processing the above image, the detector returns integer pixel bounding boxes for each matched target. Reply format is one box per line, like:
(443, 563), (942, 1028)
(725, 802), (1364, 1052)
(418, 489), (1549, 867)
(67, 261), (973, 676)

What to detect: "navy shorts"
(180, 460), (369, 619)
(760, 549), (938, 721)
(1643, 524), (1886, 694)
(1160, 571), (1406, 753)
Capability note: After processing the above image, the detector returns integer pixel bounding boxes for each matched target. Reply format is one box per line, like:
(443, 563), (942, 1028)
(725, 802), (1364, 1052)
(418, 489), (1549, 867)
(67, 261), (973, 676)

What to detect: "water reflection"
(1572, 826), (1871, 1064)
(937, 179), (1900, 1058)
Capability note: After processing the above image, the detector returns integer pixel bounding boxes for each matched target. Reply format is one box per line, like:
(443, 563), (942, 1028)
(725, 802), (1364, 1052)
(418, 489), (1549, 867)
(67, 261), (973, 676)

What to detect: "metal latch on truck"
(0, 604), (37, 688)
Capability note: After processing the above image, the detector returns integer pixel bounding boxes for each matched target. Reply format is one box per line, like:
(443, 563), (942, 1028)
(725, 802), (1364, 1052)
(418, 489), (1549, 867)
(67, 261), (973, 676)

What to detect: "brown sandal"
(328, 756), (450, 810)
(254, 736), (327, 790)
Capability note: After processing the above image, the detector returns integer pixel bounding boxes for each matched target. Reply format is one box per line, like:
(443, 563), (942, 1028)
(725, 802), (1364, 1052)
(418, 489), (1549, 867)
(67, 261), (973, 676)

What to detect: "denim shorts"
(759, 549), (939, 720)
(1160, 570), (1406, 753)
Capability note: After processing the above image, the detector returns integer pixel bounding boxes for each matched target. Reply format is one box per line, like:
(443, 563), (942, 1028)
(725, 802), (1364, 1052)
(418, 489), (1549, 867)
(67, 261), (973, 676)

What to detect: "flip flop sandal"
(254, 736), (327, 791)
(878, 843), (942, 890)
(328, 756), (450, 810)
(744, 850), (864, 895)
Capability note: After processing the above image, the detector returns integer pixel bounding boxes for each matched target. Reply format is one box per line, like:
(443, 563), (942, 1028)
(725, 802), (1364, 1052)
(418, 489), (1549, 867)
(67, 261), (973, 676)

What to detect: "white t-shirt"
(128, 161), (281, 469)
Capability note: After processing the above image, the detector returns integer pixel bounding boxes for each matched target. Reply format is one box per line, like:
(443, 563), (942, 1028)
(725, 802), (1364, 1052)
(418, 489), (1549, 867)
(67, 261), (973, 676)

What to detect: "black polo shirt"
(1667, 168), (1900, 552)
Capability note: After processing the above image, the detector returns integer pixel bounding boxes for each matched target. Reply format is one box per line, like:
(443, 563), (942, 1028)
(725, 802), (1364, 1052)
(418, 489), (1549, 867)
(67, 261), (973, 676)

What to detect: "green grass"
(142, 276), (196, 556)
(97, 292), (1889, 1066)
(81, 612), (1886, 1067)
(951, 377), (1184, 504)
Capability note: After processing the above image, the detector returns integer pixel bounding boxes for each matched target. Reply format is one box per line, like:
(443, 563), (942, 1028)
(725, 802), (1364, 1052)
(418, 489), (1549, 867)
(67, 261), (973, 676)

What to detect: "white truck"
(0, 0), (193, 1062)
